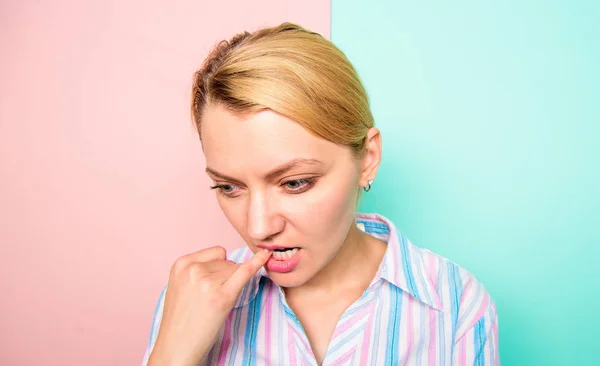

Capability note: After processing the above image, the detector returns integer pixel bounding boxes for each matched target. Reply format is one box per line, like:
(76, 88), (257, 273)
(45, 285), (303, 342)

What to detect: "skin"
(150, 103), (385, 365)
(202, 104), (386, 363)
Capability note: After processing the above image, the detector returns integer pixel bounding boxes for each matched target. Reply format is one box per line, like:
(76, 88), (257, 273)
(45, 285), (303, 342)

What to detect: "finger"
(222, 249), (272, 294)
(208, 269), (239, 285)
(202, 260), (239, 273)
(183, 246), (227, 264)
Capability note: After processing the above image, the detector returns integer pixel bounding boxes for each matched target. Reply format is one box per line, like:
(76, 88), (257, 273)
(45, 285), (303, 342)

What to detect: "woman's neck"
(285, 225), (387, 299)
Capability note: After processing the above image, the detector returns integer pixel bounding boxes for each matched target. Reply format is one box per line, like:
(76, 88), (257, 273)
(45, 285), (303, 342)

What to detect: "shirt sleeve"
(141, 286), (167, 366)
(451, 280), (500, 365)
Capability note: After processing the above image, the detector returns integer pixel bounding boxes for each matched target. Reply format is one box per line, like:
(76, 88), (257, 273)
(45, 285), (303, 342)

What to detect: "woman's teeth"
(271, 248), (299, 260)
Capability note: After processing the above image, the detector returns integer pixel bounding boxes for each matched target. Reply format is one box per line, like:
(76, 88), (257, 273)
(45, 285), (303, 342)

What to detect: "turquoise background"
(332, 1), (599, 365)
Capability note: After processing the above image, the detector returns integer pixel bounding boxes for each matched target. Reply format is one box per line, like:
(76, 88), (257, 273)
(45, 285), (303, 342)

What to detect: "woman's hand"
(148, 246), (272, 366)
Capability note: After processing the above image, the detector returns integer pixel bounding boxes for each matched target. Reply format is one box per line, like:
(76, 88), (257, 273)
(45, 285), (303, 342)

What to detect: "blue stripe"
(488, 308), (497, 362)
(412, 248), (433, 306)
(283, 304), (302, 326)
(474, 317), (487, 366)
(457, 281), (483, 327)
(385, 287), (403, 365)
(148, 286), (167, 348)
(244, 279), (265, 366)
(448, 262), (463, 344)
(326, 323), (365, 355)
(359, 221), (389, 231)
(327, 304), (373, 355)
(339, 289), (378, 321)
(364, 228), (391, 235)
(299, 347), (314, 364)
(400, 235), (418, 296)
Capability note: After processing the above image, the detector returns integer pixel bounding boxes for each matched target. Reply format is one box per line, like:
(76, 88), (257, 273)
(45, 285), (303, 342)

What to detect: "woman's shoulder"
(416, 245), (497, 333)
(364, 212), (497, 331)
(361, 212), (493, 302)
(417, 245), (491, 302)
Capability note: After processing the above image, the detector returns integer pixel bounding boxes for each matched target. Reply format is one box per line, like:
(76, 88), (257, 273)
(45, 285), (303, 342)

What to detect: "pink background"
(0, 1), (329, 364)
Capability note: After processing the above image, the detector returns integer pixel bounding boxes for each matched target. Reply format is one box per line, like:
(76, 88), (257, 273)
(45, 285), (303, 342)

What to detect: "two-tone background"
(1, 1), (598, 365)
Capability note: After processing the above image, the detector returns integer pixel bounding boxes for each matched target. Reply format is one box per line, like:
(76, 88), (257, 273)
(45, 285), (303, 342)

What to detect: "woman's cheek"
(217, 196), (248, 236)
(290, 181), (355, 236)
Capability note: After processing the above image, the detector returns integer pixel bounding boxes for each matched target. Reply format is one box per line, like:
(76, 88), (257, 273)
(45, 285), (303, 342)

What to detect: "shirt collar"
(357, 213), (442, 311)
(233, 213), (442, 311)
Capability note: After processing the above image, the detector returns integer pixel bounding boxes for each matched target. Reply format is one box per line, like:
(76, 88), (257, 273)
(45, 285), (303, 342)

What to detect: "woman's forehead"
(201, 106), (341, 164)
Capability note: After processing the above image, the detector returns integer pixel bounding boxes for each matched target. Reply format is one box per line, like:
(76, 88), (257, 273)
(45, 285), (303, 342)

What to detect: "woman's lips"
(265, 248), (302, 273)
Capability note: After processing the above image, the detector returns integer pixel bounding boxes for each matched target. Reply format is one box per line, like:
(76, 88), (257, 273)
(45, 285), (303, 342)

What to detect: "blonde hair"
(191, 23), (374, 155)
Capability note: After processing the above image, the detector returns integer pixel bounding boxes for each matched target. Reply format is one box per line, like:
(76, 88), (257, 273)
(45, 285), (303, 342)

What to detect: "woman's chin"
(265, 268), (311, 289)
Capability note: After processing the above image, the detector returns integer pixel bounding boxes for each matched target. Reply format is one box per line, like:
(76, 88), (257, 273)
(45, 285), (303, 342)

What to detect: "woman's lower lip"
(266, 249), (302, 273)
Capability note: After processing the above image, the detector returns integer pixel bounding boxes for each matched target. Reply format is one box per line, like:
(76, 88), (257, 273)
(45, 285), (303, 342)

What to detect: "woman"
(143, 23), (499, 365)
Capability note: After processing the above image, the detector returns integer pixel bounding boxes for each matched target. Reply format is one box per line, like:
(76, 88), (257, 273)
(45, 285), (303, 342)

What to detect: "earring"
(363, 179), (374, 192)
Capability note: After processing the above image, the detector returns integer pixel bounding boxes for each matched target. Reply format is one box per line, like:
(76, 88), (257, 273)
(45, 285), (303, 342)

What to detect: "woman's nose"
(246, 192), (284, 241)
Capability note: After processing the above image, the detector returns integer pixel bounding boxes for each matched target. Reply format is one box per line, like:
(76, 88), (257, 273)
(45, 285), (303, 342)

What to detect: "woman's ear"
(360, 127), (382, 187)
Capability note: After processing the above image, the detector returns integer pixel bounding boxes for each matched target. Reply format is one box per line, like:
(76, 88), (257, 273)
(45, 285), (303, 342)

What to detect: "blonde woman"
(143, 23), (499, 366)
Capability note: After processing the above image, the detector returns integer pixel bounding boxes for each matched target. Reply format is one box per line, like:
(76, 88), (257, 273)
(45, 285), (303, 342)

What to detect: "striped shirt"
(143, 213), (499, 365)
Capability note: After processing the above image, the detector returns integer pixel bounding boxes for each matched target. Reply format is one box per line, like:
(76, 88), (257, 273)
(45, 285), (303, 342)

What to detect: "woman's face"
(200, 104), (367, 288)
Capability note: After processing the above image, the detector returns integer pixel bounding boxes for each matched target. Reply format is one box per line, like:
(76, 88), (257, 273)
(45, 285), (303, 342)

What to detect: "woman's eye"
(210, 184), (239, 196)
(283, 178), (315, 193)
(220, 185), (235, 193)
(285, 180), (303, 189)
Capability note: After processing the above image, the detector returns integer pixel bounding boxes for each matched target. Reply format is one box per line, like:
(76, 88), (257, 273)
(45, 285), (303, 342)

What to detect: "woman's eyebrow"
(205, 158), (322, 183)
(264, 158), (323, 181)
(204, 168), (244, 185)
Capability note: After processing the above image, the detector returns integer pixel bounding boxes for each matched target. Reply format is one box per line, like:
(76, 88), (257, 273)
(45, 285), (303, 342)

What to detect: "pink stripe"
(287, 326), (297, 366)
(360, 217), (380, 224)
(359, 303), (376, 365)
(299, 334), (312, 356)
(288, 320), (313, 357)
(217, 313), (234, 366)
(332, 304), (373, 338)
(462, 294), (490, 333)
(402, 297), (414, 366)
(428, 308), (437, 366)
(459, 337), (467, 366)
(264, 282), (274, 364)
(330, 346), (356, 365)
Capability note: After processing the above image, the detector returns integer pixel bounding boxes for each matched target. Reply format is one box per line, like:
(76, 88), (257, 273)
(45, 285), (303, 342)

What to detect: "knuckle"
(210, 246), (227, 258)
(171, 262), (207, 283)
(171, 256), (189, 274)
(185, 262), (205, 279)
